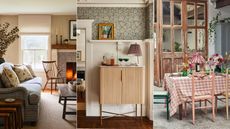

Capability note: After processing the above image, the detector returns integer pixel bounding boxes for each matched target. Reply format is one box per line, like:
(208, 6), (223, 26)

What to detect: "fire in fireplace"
(66, 62), (77, 83)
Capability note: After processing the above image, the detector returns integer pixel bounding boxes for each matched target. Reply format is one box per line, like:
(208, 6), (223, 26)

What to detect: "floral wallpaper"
(77, 7), (148, 40)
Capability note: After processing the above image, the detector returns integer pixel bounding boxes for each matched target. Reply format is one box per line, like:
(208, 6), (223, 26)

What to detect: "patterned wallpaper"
(77, 7), (148, 40)
(145, 4), (153, 39)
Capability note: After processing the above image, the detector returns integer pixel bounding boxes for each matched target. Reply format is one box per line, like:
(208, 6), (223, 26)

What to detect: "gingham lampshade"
(191, 52), (206, 64)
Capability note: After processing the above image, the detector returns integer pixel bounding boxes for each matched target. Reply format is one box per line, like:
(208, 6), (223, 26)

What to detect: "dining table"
(164, 72), (226, 120)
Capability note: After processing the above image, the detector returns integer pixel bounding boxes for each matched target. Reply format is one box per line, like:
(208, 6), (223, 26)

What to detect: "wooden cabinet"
(100, 66), (144, 104)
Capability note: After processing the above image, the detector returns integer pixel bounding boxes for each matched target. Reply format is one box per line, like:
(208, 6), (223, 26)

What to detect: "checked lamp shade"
(127, 43), (142, 65)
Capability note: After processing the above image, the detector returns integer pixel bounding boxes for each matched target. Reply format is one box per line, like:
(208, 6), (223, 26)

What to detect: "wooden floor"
(77, 110), (153, 129)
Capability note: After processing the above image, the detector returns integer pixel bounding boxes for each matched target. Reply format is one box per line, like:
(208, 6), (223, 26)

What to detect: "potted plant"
(208, 53), (224, 73)
(0, 22), (19, 63)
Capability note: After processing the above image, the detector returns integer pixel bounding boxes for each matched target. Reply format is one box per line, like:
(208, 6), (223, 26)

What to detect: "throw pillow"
(13, 65), (33, 82)
(25, 65), (36, 77)
(1, 66), (20, 88)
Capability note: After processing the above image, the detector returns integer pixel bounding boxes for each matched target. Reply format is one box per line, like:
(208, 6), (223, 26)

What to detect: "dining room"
(153, 0), (230, 129)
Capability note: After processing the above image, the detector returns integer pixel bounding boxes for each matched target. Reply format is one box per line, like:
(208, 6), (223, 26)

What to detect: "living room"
(0, 0), (77, 129)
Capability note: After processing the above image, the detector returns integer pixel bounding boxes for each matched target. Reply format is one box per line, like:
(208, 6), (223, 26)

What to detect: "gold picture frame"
(98, 23), (114, 40)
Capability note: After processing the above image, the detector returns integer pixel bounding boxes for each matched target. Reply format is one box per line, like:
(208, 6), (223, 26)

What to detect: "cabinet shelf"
(51, 44), (76, 49)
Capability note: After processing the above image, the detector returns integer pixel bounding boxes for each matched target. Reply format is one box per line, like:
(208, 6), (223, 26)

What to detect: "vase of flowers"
(208, 53), (224, 73)
(0, 22), (19, 64)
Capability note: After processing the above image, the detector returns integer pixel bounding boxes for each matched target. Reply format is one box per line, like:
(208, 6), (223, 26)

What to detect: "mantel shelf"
(88, 40), (143, 44)
(51, 44), (76, 49)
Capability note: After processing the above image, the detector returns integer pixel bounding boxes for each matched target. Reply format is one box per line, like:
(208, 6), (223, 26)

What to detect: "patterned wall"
(77, 7), (147, 40)
(145, 4), (153, 39)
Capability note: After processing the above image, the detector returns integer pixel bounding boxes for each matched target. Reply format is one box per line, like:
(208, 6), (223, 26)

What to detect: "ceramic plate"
(4, 98), (15, 103)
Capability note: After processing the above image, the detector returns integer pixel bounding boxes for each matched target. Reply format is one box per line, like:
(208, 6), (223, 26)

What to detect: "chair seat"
(154, 90), (168, 97)
(221, 92), (230, 97)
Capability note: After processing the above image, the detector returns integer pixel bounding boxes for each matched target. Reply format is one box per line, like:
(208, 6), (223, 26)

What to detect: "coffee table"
(58, 86), (77, 119)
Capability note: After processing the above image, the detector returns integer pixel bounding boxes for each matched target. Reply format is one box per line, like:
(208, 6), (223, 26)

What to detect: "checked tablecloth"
(164, 73), (226, 116)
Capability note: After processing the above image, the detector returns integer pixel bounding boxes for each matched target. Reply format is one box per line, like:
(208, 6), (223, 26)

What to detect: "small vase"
(0, 57), (5, 64)
(215, 65), (221, 73)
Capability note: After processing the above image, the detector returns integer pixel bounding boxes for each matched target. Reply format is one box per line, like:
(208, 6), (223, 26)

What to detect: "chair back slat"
(42, 61), (59, 79)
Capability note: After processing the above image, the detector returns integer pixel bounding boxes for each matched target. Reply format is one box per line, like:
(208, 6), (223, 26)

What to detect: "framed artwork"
(69, 20), (77, 40)
(76, 51), (81, 61)
(98, 23), (114, 40)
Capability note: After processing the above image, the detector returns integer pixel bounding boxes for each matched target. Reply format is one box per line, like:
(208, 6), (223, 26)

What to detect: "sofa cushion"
(19, 83), (41, 105)
(1, 66), (20, 88)
(13, 65), (33, 82)
(25, 65), (36, 77)
(21, 77), (42, 86)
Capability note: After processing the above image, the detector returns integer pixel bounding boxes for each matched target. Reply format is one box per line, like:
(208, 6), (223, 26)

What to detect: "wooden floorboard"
(77, 111), (153, 129)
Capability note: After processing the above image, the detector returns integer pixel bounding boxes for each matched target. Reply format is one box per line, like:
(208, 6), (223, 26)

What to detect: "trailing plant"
(209, 11), (230, 43)
(0, 22), (19, 57)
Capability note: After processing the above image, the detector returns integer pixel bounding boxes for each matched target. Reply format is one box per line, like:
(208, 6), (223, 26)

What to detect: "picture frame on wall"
(76, 51), (81, 61)
(69, 20), (77, 40)
(98, 23), (114, 40)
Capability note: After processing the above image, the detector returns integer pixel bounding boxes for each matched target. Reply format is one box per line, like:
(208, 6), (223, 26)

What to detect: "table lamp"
(191, 52), (206, 72)
(127, 43), (142, 65)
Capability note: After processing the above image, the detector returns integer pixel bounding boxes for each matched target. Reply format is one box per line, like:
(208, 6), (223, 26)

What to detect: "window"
(21, 35), (48, 70)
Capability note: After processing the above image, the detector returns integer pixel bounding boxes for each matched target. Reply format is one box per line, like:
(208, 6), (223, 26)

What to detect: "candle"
(226, 51), (228, 56)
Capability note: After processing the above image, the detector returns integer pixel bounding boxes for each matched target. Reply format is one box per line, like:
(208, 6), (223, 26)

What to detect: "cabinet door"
(100, 67), (122, 104)
(122, 67), (144, 104)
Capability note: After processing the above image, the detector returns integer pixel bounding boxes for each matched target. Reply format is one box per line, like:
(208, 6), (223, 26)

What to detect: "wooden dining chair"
(215, 68), (230, 119)
(188, 71), (216, 124)
(42, 61), (65, 94)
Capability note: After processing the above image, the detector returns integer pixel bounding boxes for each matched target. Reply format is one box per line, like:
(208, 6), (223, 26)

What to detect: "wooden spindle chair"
(42, 61), (65, 94)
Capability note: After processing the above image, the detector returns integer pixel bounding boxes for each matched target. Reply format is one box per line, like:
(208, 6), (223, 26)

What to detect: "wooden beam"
(216, 0), (230, 9)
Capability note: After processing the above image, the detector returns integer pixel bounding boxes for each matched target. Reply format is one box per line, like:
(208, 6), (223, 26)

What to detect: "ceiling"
(0, 0), (76, 15)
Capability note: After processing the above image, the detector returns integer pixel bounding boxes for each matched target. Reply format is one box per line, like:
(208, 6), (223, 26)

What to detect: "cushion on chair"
(13, 65), (33, 82)
(1, 66), (20, 88)
(154, 90), (169, 97)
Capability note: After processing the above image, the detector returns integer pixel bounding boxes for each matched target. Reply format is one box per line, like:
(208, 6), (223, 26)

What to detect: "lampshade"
(191, 52), (206, 64)
(127, 43), (142, 56)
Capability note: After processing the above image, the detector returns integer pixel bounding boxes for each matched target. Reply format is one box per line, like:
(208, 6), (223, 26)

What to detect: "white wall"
(208, 3), (230, 56)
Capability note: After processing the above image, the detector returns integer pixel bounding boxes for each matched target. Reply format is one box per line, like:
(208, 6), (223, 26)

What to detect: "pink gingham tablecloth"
(164, 73), (226, 116)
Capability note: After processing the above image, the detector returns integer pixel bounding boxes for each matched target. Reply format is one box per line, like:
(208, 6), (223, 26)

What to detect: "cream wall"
(51, 15), (76, 45)
(0, 15), (19, 64)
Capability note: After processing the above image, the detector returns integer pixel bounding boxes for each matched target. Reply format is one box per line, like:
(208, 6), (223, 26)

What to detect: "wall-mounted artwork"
(69, 20), (77, 40)
(98, 23), (114, 40)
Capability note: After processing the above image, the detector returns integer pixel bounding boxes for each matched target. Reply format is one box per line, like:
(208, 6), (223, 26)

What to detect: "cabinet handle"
(121, 70), (122, 82)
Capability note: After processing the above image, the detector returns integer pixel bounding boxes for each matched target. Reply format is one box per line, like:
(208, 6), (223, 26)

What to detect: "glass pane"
(154, 0), (157, 23)
(197, 3), (205, 26)
(174, 29), (182, 52)
(34, 50), (47, 70)
(187, 29), (195, 52)
(21, 35), (48, 49)
(163, 29), (171, 52)
(23, 50), (34, 65)
(163, 0), (170, 25)
(187, 3), (195, 26)
(197, 29), (205, 52)
(174, 2), (181, 25)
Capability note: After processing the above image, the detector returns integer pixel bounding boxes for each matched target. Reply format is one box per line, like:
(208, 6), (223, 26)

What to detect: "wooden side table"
(0, 108), (17, 129)
(0, 113), (11, 129)
(0, 99), (23, 129)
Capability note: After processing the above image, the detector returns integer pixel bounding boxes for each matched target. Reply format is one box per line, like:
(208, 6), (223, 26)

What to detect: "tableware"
(4, 98), (15, 103)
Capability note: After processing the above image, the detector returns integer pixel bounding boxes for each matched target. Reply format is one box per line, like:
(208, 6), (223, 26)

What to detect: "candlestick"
(56, 35), (58, 44)
(60, 35), (63, 44)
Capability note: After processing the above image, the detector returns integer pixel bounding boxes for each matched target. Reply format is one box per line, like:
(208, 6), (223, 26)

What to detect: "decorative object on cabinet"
(63, 39), (69, 44)
(100, 66), (144, 125)
(76, 51), (81, 61)
(98, 23), (114, 40)
(127, 43), (142, 65)
(69, 20), (77, 40)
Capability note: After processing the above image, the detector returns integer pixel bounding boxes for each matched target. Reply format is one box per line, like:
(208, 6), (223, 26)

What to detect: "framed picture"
(76, 51), (81, 61)
(69, 20), (77, 40)
(98, 23), (114, 40)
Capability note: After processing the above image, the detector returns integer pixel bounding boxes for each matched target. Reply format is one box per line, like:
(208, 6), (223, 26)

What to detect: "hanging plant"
(0, 22), (19, 57)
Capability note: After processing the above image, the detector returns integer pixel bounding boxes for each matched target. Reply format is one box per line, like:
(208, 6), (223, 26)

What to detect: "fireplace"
(66, 62), (77, 83)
